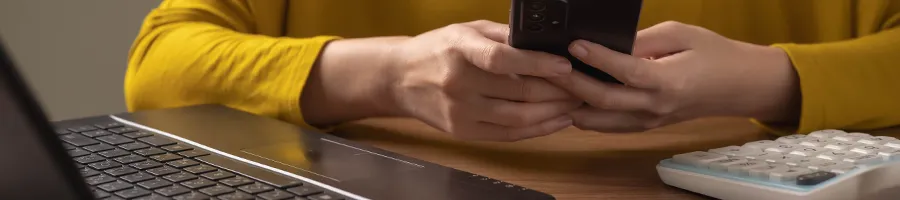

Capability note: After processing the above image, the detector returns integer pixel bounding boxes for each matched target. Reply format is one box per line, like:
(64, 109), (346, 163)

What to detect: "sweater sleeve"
(761, 10), (900, 135)
(125, 0), (339, 129)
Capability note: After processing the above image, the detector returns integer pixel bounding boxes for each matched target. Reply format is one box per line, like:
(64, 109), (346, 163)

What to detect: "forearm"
(300, 36), (412, 126)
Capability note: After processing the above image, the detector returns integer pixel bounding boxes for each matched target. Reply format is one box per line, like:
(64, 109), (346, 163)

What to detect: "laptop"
(0, 37), (555, 200)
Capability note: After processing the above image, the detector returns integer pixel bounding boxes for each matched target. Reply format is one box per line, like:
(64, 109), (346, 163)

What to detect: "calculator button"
(725, 161), (768, 176)
(769, 167), (813, 182)
(877, 148), (900, 160)
(824, 141), (861, 151)
(783, 157), (827, 167)
(816, 150), (863, 161)
(748, 163), (790, 179)
(830, 165), (860, 174)
(798, 138), (832, 147)
(742, 140), (778, 150)
(760, 154), (803, 163)
(808, 129), (846, 138)
(788, 147), (828, 157)
(851, 145), (887, 155)
(709, 146), (763, 157)
(806, 160), (854, 171)
(842, 154), (884, 165)
(796, 171), (837, 185)
(884, 140), (900, 149)
(775, 135), (807, 144)
(858, 136), (897, 145)
(765, 144), (800, 153)
(709, 158), (749, 172)
(834, 133), (872, 142)
(745, 152), (780, 160)
(672, 151), (728, 168)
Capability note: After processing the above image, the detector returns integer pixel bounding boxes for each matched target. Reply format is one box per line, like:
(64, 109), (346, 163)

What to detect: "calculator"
(657, 129), (900, 200)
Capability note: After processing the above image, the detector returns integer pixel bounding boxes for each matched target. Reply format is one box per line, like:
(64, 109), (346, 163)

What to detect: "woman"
(127, 0), (900, 141)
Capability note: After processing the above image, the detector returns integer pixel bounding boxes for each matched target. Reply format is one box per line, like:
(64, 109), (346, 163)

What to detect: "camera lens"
(528, 1), (546, 11)
(526, 23), (544, 32)
(528, 13), (545, 22)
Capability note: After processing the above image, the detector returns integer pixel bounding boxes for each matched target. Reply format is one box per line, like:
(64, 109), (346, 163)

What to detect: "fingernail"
(569, 41), (587, 58)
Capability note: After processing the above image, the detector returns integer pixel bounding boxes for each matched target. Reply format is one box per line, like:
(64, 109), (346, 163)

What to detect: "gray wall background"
(0, 0), (161, 121)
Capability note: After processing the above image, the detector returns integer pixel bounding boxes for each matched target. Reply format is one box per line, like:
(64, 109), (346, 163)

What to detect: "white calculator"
(657, 129), (900, 200)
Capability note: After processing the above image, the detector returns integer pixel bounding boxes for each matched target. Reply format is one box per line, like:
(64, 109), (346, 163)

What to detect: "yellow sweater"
(127, 0), (900, 134)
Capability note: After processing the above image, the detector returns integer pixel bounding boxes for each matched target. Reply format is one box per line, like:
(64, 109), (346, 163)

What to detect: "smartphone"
(509, 0), (643, 83)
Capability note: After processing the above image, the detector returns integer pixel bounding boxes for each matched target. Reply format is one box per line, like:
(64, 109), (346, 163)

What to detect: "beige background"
(0, 0), (161, 120)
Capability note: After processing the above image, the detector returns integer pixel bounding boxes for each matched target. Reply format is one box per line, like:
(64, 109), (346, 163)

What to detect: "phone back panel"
(509, 0), (643, 83)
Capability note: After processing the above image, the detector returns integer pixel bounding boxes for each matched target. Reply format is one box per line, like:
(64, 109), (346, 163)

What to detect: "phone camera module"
(527, 13), (545, 22)
(526, 23), (544, 32)
(528, 1), (546, 11)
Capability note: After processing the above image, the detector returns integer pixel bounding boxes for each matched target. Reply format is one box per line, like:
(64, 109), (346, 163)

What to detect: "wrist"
(753, 46), (801, 124)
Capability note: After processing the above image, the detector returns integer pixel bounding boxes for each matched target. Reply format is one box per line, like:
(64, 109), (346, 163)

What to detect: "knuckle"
(624, 65), (652, 86)
(480, 44), (505, 72)
(518, 79), (536, 102)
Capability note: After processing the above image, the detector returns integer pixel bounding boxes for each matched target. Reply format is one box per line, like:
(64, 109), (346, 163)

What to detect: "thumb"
(632, 21), (700, 59)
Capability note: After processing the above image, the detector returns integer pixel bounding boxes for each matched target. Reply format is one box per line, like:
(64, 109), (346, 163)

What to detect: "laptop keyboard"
(56, 121), (347, 200)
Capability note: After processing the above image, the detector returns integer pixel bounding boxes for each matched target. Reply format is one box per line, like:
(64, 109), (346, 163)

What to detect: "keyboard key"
(114, 154), (147, 164)
(286, 185), (324, 196)
(131, 160), (163, 170)
(258, 189), (295, 200)
(201, 170), (235, 180)
(851, 145), (887, 155)
(184, 164), (217, 174)
(808, 129), (846, 138)
(97, 135), (135, 145)
(121, 172), (154, 183)
(842, 154), (884, 165)
(747, 163), (790, 179)
(61, 134), (100, 146)
(164, 172), (198, 183)
(89, 160), (123, 170)
(219, 176), (255, 187)
(765, 144), (801, 153)
(798, 138), (832, 147)
(123, 131), (154, 139)
(178, 150), (209, 158)
(115, 187), (151, 199)
(672, 151), (728, 167)
(217, 192), (255, 200)
(69, 125), (98, 132)
(172, 192), (208, 200)
(82, 130), (113, 138)
(62, 143), (76, 150)
(56, 128), (72, 135)
(197, 155), (302, 188)
(97, 181), (134, 192)
(816, 150), (863, 161)
(69, 148), (91, 157)
(135, 148), (167, 156)
(167, 159), (200, 168)
(105, 166), (139, 176)
(155, 185), (190, 197)
(824, 141), (861, 151)
(133, 194), (170, 200)
(238, 182), (274, 194)
(151, 153), (183, 162)
(119, 142), (151, 151)
(95, 122), (124, 129)
(109, 127), (139, 134)
(79, 168), (100, 177)
(769, 167), (813, 182)
(775, 135), (807, 144)
(92, 188), (111, 198)
(74, 154), (106, 164)
(85, 174), (118, 185)
(180, 178), (217, 189)
(139, 136), (177, 147)
(199, 184), (235, 196)
(788, 146), (828, 157)
(709, 146), (764, 157)
(138, 179), (173, 190)
(309, 194), (344, 200)
(163, 144), (193, 152)
(742, 140), (778, 150)
(796, 171), (837, 185)
(146, 166), (181, 176)
(83, 144), (115, 152)
(98, 149), (130, 158)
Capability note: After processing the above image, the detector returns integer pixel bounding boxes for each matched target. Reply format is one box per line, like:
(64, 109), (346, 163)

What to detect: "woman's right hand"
(386, 20), (580, 142)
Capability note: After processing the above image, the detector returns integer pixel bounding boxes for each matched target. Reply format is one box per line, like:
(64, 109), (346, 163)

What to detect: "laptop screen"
(0, 41), (93, 199)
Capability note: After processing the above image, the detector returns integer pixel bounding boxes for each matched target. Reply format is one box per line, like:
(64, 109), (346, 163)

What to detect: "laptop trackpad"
(239, 139), (422, 183)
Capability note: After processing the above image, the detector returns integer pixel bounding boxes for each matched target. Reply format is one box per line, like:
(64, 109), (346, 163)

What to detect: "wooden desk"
(332, 117), (900, 200)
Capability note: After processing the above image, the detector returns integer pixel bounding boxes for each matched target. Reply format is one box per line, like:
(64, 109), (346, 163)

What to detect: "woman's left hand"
(549, 21), (801, 133)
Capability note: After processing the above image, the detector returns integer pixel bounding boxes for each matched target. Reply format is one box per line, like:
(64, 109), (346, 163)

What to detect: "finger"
(548, 71), (655, 111)
(568, 40), (661, 88)
(480, 74), (574, 102)
(632, 21), (697, 58)
(568, 108), (659, 133)
(460, 20), (511, 43)
(462, 115), (572, 142)
(454, 28), (571, 77)
(478, 99), (581, 127)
